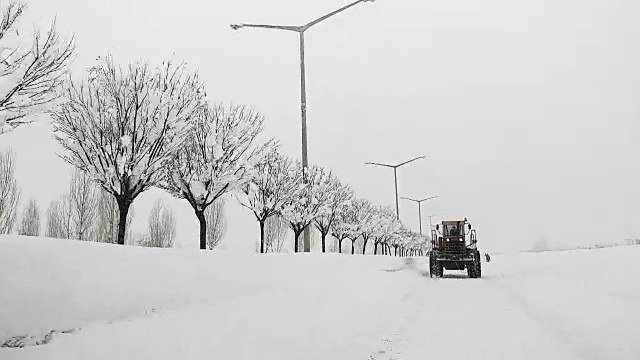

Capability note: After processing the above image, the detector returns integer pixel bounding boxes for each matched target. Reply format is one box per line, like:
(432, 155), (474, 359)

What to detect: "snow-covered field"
(1, 235), (638, 360)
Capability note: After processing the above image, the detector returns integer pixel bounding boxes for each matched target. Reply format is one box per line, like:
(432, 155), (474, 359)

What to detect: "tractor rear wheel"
(474, 250), (482, 278)
(431, 261), (443, 278)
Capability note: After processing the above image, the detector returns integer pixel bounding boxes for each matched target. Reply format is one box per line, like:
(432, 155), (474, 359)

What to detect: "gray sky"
(3, 0), (640, 253)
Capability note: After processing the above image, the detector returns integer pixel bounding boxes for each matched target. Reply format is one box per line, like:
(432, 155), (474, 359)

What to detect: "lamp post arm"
(230, 23), (302, 32)
(396, 155), (426, 168)
(365, 162), (394, 168)
(303, 0), (369, 30)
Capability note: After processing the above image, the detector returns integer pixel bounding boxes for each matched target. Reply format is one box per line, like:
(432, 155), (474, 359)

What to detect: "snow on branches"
(238, 149), (301, 253)
(313, 172), (354, 252)
(160, 102), (275, 249)
(340, 198), (376, 254)
(162, 103), (273, 211)
(0, 1), (75, 134)
(52, 55), (205, 244)
(280, 162), (334, 252)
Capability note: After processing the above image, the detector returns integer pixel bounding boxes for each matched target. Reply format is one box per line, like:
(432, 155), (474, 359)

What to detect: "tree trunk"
(338, 239), (343, 253)
(195, 210), (207, 250)
(260, 220), (266, 254)
(362, 238), (368, 255)
(374, 242), (378, 255)
(321, 232), (327, 253)
(351, 240), (355, 254)
(116, 199), (131, 245)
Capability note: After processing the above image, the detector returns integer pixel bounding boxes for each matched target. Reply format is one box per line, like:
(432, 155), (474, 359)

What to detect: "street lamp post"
(400, 196), (438, 234)
(231, 0), (376, 253)
(365, 155), (426, 220)
(427, 213), (444, 232)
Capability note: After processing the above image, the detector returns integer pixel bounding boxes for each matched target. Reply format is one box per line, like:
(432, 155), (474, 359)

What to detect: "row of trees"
(0, 1), (430, 255)
(0, 150), (227, 249)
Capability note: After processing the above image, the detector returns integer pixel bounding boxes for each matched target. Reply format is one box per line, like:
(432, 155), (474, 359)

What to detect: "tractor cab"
(431, 218), (477, 254)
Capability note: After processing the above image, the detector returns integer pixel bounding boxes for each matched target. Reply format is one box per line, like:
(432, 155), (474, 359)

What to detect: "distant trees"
(0, 148), (19, 234)
(69, 169), (97, 240)
(205, 197), (226, 249)
(53, 55), (204, 245)
(139, 199), (175, 248)
(45, 197), (64, 238)
(264, 214), (288, 253)
(18, 198), (39, 236)
(0, 0), (75, 135)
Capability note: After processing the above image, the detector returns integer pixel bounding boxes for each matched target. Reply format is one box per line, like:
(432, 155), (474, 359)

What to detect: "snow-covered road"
(1, 237), (638, 360)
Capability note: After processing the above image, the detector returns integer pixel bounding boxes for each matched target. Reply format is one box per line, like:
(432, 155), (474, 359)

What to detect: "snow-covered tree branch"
(313, 172), (354, 253)
(160, 103), (273, 249)
(341, 198), (375, 254)
(0, 0), (75, 134)
(52, 55), (204, 245)
(281, 162), (333, 253)
(238, 149), (301, 254)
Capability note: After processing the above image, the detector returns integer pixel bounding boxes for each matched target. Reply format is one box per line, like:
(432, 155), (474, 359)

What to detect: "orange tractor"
(429, 218), (481, 278)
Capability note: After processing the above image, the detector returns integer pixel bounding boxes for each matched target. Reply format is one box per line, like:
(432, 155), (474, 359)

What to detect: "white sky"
(2, 0), (640, 253)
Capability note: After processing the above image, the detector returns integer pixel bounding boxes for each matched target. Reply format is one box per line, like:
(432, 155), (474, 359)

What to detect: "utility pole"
(231, 0), (377, 252)
(365, 155), (426, 220)
(400, 196), (438, 234)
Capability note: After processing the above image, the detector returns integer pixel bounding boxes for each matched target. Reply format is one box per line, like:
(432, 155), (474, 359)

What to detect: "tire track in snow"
(368, 260), (578, 360)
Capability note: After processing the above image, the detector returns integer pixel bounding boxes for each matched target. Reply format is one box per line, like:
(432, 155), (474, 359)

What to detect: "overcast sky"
(2, 0), (639, 253)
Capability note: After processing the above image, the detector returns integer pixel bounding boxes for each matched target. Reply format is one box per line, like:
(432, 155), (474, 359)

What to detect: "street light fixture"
(400, 196), (438, 234)
(231, 0), (376, 253)
(365, 155), (426, 220)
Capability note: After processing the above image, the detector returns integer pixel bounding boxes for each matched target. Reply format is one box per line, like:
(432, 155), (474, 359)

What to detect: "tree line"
(0, 1), (430, 256)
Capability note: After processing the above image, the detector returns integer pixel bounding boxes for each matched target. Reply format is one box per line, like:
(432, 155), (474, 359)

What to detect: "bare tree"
(45, 197), (64, 238)
(264, 214), (289, 253)
(18, 198), (39, 236)
(160, 103), (274, 250)
(52, 55), (204, 245)
(238, 150), (301, 254)
(205, 196), (226, 249)
(281, 163), (333, 253)
(0, 148), (20, 234)
(313, 173), (354, 253)
(0, 1), (75, 134)
(139, 198), (175, 248)
(69, 168), (97, 240)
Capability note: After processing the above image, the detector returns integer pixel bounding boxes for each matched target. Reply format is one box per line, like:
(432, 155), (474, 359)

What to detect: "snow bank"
(0, 235), (418, 359)
(2, 235), (639, 359)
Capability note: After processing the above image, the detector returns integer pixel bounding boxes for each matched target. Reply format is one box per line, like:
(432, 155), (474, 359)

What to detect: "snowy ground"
(1, 236), (638, 360)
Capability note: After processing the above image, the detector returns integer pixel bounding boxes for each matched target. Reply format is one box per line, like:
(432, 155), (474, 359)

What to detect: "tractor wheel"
(431, 260), (443, 278)
(474, 250), (482, 278)
(467, 262), (477, 278)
